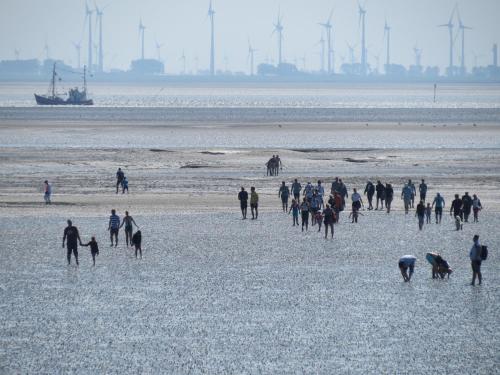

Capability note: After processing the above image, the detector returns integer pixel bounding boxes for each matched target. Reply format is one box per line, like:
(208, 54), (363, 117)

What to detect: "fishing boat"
(34, 63), (93, 105)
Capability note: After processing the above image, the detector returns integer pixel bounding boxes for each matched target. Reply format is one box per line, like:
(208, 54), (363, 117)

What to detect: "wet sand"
(0, 117), (499, 373)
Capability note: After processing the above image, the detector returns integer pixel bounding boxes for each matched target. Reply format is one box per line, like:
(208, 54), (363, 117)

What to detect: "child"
(82, 236), (99, 266)
(425, 203), (432, 224)
(455, 215), (463, 231)
(122, 177), (129, 194)
(314, 210), (323, 232)
(132, 230), (142, 259)
(289, 199), (300, 227)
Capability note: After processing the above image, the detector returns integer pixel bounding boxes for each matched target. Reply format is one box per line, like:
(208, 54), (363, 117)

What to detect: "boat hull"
(34, 94), (93, 106)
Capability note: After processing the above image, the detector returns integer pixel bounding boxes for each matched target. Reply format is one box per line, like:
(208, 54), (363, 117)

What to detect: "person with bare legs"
(82, 236), (99, 266)
(279, 181), (290, 212)
(132, 230), (142, 259)
(108, 209), (120, 247)
(62, 220), (82, 266)
(120, 211), (139, 247)
(323, 204), (335, 238)
(238, 187), (248, 219)
(250, 187), (259, 220)
(300, 197), (310, 232)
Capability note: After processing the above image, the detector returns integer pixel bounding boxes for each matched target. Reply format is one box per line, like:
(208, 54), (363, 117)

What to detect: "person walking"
(461, 192), (473, 222)
(132, 230), (142, 259)
(408, 179), (416, 208)
(120, 211), (139, 247)
(431, 193), (445, 223)
(62, 220), (82, 266)
(82, 236), (99, 266)
(108, 209), (120, 247)
(401, 184), (413, 214)
(43, 180), (52, 204)
(300, 197), (310, 232)
(364, 181), (375, 210)
(291, 179), (302, 201)
(116, 168), (125, 194)
(121, 176), (129, 194)
(250, 187), (259, 220)
(385, 183), (394, 213)
(238, 187), (248, 219)
(375, 180), (385, 210)
(289, 199), (300, 227)
(419, 179), (428, 202)
(472, 194), (482, 223)
(469, 235), (483, 286)
(323, 204), (335, 238)
(450, 194), (463, 220)
(415, 200), (425, 230)
(279, 181), (290, 212)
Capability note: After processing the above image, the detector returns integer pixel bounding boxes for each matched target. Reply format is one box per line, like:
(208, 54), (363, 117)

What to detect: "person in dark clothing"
(82, 236), (99, 266)
(323, 204), (335, 238)
(238, 187), (248, 219)
(132, 230), (142, 259)
(419, 179), (428, 202)
(279, 181), (290, 212)
(116, 168), (125, 194)
(469, 235), (482, 286)
(300, 198), (310, 232)
(375, 180), (385, 210)
(62, 220), (82, 266)
(461, 192), (473, 222)
(364, 181), (375, 210)
(385, 183), (394, 213)
(339, 179), (348, 201)
(415, 200), (426, 230)
(450, 194), (463, 220)
(291, 179), (302, 201)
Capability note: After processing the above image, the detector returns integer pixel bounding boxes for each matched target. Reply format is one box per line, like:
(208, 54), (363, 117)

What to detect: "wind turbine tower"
(319, 9), (334, 74)
(86, 4), (93, 72)
(319, 33), (325, 72)
(457, 9), (472, 75)
(73, 42), (81, 69)
(96, 5), (104, 72)
(384, 20), (391, 67)
(155, 41), (164, 61)
(248, 40), (257, 76)
(413, 46), (422, 67)
(208, 1), (215, 76)
(273, 11), (284, 65)
(438, 6), (456, 75)
(494, 44), (498, 67)
(139, 19), (146, 60)
(358, 5), (367, 75)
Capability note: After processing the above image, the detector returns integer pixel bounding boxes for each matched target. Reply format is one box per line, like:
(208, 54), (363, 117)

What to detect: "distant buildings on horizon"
(0, 44), (499, 82)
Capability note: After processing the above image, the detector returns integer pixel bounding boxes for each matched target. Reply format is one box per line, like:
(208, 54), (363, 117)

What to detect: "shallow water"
(0, 211), (498, 373)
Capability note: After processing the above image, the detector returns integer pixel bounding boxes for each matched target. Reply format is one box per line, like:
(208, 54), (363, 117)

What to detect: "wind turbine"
(413, 46), (422, 67)
(438, 5), (457, 75)
(317, 33), (325, 72)
(95, 4), (104, 72)
(138, 19), (146, 60)
(383, 20), (391, 67)
(44, 42), (50, 60)
(272, 10), (284, 65)
(346, 42), (356, 65)
(180, 50), (186, 75)
(14, 49), (20, 60)
(208, 0), (215, 75)
(155, 40), (164, 61)
(456, 7), (472, 74)
(72, 42), (81, 69)
(85, 3), (93, 72)
(358, 4), (367, 75)
(248, 39), (257, 76)
(319, 9), (334, 74)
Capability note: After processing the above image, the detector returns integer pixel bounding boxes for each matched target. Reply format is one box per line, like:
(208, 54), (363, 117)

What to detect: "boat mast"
(51, 63), (56, 98)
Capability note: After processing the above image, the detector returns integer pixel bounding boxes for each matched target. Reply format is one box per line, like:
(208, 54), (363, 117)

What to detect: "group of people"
(62, 208), (143, 267)
(238, 187), (259, 220)
(398, 234), (487, 286)
(115, 167), (129, 194)
(265, 155), (282, 176)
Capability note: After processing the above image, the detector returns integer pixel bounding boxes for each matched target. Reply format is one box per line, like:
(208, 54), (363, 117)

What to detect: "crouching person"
(426, 252), (452, 279)
(398, 255), (417, 282)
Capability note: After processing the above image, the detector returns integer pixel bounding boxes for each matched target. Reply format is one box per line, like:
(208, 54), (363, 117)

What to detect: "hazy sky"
(1, 0), (499, 74)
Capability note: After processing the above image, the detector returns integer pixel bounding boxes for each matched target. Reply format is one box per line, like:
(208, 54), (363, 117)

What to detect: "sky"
(0, 0), (499, 74)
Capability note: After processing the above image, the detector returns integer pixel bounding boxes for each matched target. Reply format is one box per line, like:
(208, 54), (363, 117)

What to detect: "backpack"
(480, 246), (488, 261)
